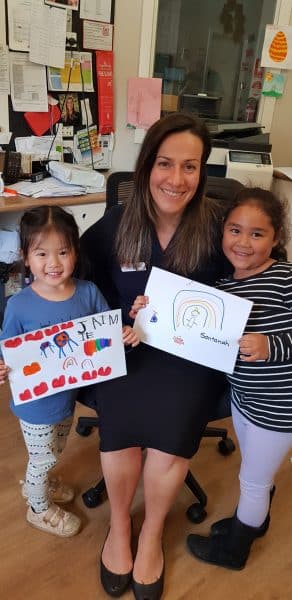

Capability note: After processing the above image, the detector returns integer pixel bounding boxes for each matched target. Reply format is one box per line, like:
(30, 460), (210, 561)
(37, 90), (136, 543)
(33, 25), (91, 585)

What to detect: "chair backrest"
(105, 172), (244, 210)
(106, 171), (135, 211)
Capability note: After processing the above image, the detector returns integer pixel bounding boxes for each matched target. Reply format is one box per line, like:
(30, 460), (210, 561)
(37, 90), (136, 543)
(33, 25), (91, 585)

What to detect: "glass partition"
(154, 0), (276, 125)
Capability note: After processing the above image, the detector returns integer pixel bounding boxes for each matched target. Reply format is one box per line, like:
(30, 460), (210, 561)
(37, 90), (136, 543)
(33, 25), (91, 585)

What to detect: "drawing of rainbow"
(173, 290), (225, 331)
(84, 338), (112, 356)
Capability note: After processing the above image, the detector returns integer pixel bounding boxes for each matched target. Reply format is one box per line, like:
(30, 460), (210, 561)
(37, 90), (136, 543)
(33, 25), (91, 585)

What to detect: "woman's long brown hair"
(115, 112), (219, 275)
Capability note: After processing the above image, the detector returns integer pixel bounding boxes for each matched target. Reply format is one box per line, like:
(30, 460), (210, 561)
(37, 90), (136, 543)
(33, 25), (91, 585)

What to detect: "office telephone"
(0, 150), (21, 184)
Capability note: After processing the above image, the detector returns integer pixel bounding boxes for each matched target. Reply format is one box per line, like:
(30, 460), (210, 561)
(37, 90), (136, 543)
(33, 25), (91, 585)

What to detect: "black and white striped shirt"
(217, 261), (292, 431)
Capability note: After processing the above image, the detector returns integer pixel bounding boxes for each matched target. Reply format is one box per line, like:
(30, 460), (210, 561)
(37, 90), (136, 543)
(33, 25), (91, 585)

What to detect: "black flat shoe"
(132, 561), (164, 600)
(100, 528), (133, 597)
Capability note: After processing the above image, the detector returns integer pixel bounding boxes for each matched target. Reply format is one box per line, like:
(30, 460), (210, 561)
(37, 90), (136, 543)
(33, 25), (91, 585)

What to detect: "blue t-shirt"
(0, 279), (109, 424)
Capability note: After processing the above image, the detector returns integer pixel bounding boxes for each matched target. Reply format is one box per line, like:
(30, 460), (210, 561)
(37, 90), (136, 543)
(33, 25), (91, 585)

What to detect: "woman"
(61, 95), (81, 128)
(81, 113), (226, 599)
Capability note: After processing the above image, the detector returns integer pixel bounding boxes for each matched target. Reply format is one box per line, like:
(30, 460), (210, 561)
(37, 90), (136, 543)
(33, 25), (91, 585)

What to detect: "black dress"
(80, 206), (226, 458)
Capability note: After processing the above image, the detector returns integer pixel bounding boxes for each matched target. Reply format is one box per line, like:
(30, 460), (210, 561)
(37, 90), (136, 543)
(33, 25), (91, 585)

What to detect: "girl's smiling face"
(223, 202), (278, 279)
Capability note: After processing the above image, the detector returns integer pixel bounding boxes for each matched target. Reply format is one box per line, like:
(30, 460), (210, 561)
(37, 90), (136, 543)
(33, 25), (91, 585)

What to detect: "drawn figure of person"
(0, 205), (139, 539)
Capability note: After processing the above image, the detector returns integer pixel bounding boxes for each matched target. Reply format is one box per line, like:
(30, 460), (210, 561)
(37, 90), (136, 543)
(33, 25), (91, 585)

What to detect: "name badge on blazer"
(121, 262), (146, 272)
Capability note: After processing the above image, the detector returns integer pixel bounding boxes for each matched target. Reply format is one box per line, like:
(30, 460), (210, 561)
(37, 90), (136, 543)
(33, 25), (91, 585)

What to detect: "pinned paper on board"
(127, 78), (162, 130)
(134, 268), (252, 374)
(262, 71), (285, 97)
(261, 25), (292, 69)
(0, 309), (127, 406)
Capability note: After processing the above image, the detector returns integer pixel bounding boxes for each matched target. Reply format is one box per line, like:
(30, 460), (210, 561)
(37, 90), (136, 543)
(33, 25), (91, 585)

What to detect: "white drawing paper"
(261, 25), (292, 69)
(134, 267), (253, 374)
(1, 309), (127, 406)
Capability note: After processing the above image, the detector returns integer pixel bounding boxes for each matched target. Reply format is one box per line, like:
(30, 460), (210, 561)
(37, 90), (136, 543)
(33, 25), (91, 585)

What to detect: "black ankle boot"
(187, 515), (266, 570)
(210, 485), (275, 537)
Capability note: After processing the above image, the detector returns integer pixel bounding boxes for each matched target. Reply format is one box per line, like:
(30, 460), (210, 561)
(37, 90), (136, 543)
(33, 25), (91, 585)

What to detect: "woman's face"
(66, 97), (74, 111)
(149, 131), (203, 221)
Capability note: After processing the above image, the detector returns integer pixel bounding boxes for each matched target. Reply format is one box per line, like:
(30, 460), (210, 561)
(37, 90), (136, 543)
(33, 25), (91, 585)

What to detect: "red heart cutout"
(82, 370), (98, 381)
(68, 376), (77, 384)
(4, 337), (22, 348)
(98, 366), (112, 377)
(61, 321), (73, 329)
(45, 325), (59, 336)
(33, 382), (48, 396)
(19, 389), (32, 401)
(52, 375), (66, 388)
(25, 331), (43, 341)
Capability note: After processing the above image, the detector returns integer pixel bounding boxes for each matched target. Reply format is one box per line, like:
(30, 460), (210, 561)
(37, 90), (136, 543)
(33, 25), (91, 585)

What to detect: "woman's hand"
(0, 359), (9, 384)
(122, 325), (140, 347)
(129, 295), (149, 320)
(239, 333), (269, 362)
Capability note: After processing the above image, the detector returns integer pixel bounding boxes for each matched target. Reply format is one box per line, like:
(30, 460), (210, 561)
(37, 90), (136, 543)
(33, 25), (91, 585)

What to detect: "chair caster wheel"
(186, 502), (207, 523)
(218, 438), (236, 456)
(82, 487), (103, 508)
(75, 424), (93, 437)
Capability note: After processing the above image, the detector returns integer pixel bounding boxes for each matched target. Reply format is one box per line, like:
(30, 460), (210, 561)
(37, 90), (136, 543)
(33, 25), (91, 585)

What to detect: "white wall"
(112, 0), (143, 171)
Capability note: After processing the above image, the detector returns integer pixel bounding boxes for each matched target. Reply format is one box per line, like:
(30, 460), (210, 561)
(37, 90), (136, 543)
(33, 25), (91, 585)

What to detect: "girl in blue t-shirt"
(0, 205), (138, 538)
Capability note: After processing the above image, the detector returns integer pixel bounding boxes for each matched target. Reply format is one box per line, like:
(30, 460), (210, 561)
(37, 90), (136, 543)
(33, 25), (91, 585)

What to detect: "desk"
(0, 191), (106, 235)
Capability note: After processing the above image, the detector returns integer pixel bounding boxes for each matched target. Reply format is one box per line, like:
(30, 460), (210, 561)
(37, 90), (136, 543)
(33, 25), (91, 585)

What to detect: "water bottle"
(0, 172), (4, 195)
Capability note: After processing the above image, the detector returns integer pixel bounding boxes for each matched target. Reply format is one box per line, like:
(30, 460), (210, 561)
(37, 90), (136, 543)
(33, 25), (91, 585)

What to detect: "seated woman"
(80, 112), (227, 600)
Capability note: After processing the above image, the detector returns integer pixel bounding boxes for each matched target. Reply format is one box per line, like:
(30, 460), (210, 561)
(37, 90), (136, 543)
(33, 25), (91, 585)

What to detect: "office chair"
(76, 172), (244, 523)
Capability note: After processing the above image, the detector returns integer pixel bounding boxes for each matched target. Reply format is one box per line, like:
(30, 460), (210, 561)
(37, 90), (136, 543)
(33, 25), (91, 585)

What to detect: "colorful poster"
(1, 309), (126, 405)
(134, 268), (252, 375)
(96, 50), (114, 134)
(261, 25), (292, 69)
(47, 51), (94, 92)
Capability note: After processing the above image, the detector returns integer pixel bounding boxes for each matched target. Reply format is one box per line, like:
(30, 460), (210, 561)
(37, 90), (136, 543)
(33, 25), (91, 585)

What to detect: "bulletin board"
(5, 0), (115, 160)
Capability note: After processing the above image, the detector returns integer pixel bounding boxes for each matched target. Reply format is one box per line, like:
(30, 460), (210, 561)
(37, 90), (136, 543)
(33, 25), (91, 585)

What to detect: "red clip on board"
(24, 104), (61, 136)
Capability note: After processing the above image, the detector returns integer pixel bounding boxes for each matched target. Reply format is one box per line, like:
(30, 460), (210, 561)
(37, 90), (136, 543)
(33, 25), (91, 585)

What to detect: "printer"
(206, 122), (273, 190)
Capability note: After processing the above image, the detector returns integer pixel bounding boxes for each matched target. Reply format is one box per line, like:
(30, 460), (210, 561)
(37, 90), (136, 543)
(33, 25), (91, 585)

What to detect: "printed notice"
(0, 45), (10, 95)
(10, 52), (48, 112)
(83, 20), (113, 51)
(80, 0), (111, 23)
(8, 0), (31, 52)
(29, 1), (66, 69)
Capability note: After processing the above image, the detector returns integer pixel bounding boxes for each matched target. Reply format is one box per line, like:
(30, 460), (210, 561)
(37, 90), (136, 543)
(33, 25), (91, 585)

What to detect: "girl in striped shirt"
(187, 187), (292, 570)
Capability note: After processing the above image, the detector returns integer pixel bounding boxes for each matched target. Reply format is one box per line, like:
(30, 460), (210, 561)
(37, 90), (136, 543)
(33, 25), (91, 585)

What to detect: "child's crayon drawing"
(0, 309), (126, 405)
(134, 267), (252, 375)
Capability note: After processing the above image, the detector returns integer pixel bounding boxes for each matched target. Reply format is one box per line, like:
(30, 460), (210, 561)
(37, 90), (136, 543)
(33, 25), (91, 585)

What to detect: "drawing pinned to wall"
(134, 267), (252, 374)
(262, 71), (285, 98)
(261, 25), (292, 69)
(0, 309), (127, 406)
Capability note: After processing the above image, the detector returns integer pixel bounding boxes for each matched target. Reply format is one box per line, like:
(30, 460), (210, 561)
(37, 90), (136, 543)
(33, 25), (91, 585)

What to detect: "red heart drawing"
(4, 337), (22, 348)
(82, 370), (98, 381)
(45, 325), (59, 336)
(33, 382), (48, 396)
(25, 331), (43, 342)
(61, 321), (73, 329)
(19, 389), (32, 401)
(68, 376), (77, 384)
(98, 366), (112, 377)
(52, 375), (66, 388)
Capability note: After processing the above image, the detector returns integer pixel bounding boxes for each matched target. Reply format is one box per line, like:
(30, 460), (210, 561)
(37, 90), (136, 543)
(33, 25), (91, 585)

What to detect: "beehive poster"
(0, 309), (127, 405)
(261, 25), (292, 69)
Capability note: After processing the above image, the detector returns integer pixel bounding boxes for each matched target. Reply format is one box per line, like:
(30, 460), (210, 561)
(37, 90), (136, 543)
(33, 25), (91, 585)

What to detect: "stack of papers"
(0, 230), (20, 264)
(48, 161), (105, 193)
(12, 177), (86, 198)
